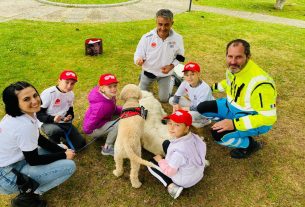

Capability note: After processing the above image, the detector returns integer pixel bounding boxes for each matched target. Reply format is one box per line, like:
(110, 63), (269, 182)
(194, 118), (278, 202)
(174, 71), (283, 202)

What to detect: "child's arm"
(63, 106), (74, 122)
(114, 105), (123, 116)
(172, 81), (188, 112)
(157, 152), (186, 177)
(37, 107), (56, 123)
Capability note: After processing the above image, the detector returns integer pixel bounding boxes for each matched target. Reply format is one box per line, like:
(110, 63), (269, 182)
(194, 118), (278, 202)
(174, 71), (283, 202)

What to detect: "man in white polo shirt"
(134, 9), (184, 102)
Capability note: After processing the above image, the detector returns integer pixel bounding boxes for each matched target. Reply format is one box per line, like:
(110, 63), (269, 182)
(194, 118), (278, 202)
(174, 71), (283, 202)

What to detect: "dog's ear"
(119, 86), (128, 101)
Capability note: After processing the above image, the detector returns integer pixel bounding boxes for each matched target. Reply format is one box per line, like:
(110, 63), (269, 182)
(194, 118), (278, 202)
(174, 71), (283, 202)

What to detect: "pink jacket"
(82, 86), (122, 134)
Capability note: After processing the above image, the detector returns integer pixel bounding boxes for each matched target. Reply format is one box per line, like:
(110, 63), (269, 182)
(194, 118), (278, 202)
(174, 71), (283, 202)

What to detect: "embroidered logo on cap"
(174, 111), (183, 116)
(104, 75), (115, 80)
(65, 72), (76, 77)
(186, 64), (195, 69)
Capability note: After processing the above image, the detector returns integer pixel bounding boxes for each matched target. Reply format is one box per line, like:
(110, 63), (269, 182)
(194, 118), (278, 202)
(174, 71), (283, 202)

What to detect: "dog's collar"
(120, 106), (148, 120)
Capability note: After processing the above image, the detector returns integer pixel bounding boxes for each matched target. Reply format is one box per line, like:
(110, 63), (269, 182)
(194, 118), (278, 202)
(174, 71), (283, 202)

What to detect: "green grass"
(194, 0), (305, 20)
(0, 11), (305, 207)
(49, 0), (129, 4)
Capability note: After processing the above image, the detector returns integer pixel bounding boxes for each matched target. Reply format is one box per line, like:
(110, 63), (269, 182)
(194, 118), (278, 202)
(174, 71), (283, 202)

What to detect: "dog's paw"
(113, 169), (123, 177)
(131, 180), (142, 188)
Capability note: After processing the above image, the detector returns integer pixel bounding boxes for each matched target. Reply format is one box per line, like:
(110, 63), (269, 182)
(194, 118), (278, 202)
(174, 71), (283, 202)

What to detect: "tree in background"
(274, 0), (286, 10)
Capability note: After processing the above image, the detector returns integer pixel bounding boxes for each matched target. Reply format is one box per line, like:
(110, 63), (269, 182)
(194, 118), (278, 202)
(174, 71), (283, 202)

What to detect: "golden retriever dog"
(139, 90), (171, 155)
(113, 84), (156, 188)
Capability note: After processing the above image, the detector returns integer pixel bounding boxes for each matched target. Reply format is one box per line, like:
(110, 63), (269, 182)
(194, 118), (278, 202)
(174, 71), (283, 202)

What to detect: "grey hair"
(156, 9), (173, 20)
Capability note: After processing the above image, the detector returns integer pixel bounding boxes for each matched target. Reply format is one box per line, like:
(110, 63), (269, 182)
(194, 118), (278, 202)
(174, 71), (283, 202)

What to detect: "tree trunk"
(274, 0), (286, 10)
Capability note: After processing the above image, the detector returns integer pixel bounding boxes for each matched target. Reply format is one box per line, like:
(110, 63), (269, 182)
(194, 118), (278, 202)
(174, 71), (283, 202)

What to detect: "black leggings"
(147, 140), (172, 187)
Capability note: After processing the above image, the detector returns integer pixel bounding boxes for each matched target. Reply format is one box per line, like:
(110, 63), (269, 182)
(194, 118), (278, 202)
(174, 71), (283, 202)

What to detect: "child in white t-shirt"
(37, 70), (86, 150)
(169, 62), (214, 128)
(147, 110), (206, 199)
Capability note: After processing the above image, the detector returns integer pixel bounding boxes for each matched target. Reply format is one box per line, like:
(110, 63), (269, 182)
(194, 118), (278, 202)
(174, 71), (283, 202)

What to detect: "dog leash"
(76, 107), (148, 153)
(75, 117), (120, 153)
(64, 125), (75, 151)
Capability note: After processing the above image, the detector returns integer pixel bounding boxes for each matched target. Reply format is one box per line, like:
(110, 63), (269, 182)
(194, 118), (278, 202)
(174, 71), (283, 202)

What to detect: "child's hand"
(173, 104), (180, 112)
(64, 115), (72, 122)
(154, 155), (163, 162)
(181, 106), (190, 111)
(54, 115), (62, 123)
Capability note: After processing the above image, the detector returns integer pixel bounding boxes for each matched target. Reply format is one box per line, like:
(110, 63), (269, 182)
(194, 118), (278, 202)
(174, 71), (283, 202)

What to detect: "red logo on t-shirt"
(54, 99), (61, 106)
(151, 42), (157, 48)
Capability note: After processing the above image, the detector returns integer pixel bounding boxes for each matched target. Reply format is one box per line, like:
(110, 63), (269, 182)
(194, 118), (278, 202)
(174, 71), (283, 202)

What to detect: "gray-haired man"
(134, 9), (184, 102)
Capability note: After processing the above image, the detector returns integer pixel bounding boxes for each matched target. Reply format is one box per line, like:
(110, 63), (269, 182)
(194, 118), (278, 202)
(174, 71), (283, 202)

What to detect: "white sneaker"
(192, 118), (211, 128)
(167, 183), (183, 199)
(101, 145), (114, 156)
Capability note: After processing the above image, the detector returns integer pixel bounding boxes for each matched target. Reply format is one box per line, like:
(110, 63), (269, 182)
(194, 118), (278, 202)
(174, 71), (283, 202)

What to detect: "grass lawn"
(0, 11), (304, 207)
(194, 0), (305, 20)
(48, 0), (130, 4)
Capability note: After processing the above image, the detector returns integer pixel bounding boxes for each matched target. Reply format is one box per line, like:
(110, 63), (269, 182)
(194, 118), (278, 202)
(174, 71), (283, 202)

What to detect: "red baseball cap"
(182, 62), (200, 72)
(59, 70), (78, 81)
(163, 110), (192, 126)
(99, 73), (118, 86)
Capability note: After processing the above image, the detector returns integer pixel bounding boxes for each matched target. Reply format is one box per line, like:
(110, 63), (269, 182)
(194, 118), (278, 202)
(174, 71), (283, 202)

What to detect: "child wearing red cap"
(147, 110), (207, 199)
(82, 73), (122, 156)
(169, 62), (214, 128)
(37, 70), (86, 150)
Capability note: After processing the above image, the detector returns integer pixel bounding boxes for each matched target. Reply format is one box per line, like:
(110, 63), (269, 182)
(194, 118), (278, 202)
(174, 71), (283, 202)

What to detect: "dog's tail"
(124, 142), (159, 169)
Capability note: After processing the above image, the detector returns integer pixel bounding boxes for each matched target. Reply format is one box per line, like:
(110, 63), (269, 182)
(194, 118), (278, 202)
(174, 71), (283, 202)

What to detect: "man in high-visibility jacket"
(197, 39), (277, 159)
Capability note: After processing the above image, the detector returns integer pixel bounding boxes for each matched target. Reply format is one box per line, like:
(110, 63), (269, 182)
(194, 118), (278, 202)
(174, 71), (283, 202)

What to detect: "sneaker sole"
(173, 187), (183, 199)
(101, 151), (114, 156)
(230, 142), (263, 159)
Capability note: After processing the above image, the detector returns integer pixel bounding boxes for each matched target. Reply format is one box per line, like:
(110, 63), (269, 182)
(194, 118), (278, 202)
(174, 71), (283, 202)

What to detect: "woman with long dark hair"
(0, 81), (76, 207)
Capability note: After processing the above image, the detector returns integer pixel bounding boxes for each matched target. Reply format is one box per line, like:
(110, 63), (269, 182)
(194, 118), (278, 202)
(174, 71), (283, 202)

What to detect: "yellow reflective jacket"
(211, 60), (277, 131)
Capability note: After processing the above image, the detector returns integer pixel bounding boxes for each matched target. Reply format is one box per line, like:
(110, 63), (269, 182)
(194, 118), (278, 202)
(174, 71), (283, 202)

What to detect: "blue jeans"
(202, 98), (272, 148)
(0, 148), (76, 195)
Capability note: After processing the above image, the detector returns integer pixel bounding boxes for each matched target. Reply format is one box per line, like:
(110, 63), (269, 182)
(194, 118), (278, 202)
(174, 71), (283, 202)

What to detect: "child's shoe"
(101, 145), (114, 156)
(167, 183), (183, 199)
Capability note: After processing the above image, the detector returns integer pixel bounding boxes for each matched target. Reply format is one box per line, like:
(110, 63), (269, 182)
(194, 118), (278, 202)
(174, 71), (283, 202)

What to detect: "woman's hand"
(65, 149), (75, 160)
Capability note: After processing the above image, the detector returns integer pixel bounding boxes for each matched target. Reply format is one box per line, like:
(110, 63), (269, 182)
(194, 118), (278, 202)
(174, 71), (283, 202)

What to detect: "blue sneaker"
(101, 145), (114, 156)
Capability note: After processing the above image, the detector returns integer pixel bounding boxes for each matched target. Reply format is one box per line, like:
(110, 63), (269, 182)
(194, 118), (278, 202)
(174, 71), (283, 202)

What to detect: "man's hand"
(153, 155), (163, 162)
(54, 115), (62, 123)
(64, 115), (72, 122)
(161, 64), (174, 74)
(136, 58), (145, 66)
(211, 119), (234, 133)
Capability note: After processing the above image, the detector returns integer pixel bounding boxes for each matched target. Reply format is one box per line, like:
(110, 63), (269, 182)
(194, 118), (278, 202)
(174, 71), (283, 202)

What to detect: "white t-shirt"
(175, 80), (215, 109)
(134, 29), (184, 77)
(40, 86), (74, 117)
(0, 114), (41, 167)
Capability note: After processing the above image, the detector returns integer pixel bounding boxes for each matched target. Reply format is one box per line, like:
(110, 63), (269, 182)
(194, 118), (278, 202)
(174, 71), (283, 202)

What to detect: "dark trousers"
(41, 123), (86, 150)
